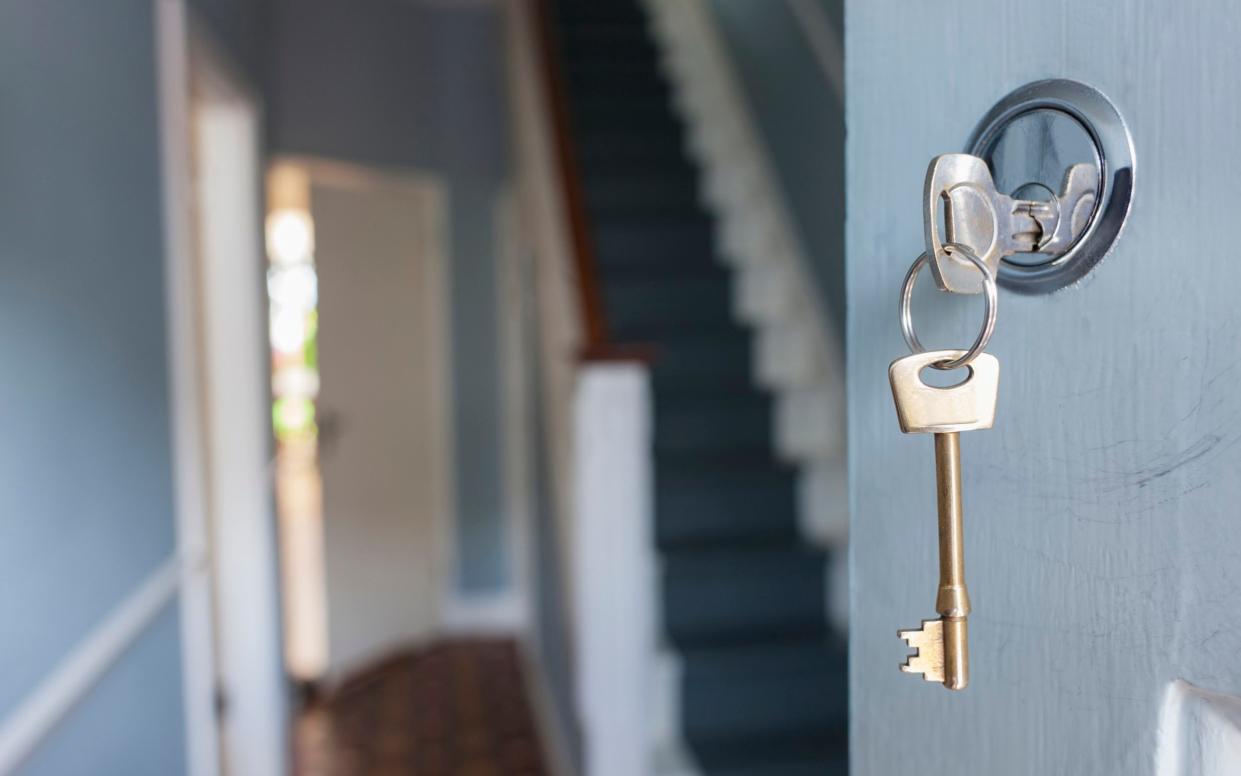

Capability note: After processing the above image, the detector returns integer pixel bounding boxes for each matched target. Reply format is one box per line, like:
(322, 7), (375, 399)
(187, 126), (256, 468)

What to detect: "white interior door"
(311, 166), (449, 680)
(847, 3), (1241, 775)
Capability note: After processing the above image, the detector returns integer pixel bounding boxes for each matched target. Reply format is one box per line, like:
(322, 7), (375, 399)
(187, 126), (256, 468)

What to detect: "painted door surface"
(313, 172), (448, 678)
(847, 3), (1241, 774)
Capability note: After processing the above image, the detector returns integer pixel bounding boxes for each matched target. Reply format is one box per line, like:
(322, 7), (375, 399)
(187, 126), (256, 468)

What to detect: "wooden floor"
(294, 639), (549, 776)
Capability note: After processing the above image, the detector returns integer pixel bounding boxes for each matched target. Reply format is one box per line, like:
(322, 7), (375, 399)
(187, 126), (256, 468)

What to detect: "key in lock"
(923, 153), (1098, 294)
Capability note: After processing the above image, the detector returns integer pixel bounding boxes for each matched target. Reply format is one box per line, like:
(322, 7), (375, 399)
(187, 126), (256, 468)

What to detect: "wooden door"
(847, 3), (1241, 774)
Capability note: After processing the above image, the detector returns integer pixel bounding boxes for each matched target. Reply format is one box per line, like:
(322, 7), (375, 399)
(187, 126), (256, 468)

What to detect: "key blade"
(898, 619), (945, 683)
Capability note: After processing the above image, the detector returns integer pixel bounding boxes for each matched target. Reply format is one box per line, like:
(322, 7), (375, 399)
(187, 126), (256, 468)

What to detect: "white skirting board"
(652, 651), (702, 776)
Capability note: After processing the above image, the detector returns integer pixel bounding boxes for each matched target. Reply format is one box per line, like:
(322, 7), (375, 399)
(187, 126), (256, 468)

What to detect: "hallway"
(0, 2), (850, 773)
(293, 640), (548, 776)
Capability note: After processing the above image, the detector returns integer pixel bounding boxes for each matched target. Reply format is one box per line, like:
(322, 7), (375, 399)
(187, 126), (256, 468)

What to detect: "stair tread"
(655, 452), (793, 477)
(558, 27), (656, 59)
(652, 401), (773, 455)
(555, 5), (646, 26)
(689, 735), (849, 776)
(585, 175), (701, 213)
(662, 545), (828, 646)
(573, 99), (678, 121)
(695, 756), (849, 776)
(562, 59), (665, 81)
(597, 253), (720, 277)
(654, 449), (786, 470)
(575, 134), (688, 165)
(595, 222), (711, 248)
(683, 703), (848, 768)
(655, 458), (798, 550)
(582, 166), (699, 187)
(679, 635), (847, 677)
(663, 543), (826, 570)
(586, 197), (704, 219)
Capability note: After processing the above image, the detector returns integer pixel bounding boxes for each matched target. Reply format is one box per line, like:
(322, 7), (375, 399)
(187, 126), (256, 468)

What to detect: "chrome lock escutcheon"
(923, 153), (1099, 294)
(921, 80), (1134, 295)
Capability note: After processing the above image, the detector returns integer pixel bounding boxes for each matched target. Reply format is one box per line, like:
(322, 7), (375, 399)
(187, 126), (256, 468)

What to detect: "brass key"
(889, 348), (999, 690)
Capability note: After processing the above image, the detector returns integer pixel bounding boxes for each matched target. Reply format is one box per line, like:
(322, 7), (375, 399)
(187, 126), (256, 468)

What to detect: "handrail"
(533, 0), (655, 363)
(533, 0), (607, 348)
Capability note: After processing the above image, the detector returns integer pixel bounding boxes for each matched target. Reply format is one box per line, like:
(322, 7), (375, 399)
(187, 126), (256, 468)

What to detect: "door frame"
(155, 2), (222, 773)
(159, 2), (288, 773)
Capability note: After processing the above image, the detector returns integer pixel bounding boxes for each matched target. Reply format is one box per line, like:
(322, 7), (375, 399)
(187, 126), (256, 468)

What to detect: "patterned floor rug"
(294, 639), (549, 775)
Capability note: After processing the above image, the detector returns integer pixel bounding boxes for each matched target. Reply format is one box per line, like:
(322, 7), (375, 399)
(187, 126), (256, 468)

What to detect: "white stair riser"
(799, 459), (849, 545)
(777, 386), (846, 462)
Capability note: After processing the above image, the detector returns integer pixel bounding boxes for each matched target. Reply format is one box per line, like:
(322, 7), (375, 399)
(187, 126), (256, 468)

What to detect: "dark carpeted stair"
(548, 0), (847, 772)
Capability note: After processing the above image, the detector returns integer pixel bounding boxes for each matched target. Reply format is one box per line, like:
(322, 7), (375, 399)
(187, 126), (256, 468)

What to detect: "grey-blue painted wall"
(268, 0), (512, 593)
(267, 0), (505, 179)
(0, 1), (185, 771)
(522, 249), (582, 771)
(189, 0), (268, 86)
(18, 608), (187, 776)
(447, 182), (510, 591)
(706, 0), (846, 337)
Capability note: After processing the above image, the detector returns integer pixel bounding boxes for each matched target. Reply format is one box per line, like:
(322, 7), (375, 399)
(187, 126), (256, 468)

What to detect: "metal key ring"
(899, 242), (997, 370)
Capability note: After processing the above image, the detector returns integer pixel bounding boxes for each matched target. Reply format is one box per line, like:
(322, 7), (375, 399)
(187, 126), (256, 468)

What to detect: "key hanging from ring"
(888, 156), (1007, 691)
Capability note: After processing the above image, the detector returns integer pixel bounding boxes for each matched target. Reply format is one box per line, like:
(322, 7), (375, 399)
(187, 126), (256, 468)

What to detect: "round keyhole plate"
(967, 79), (1135, 294)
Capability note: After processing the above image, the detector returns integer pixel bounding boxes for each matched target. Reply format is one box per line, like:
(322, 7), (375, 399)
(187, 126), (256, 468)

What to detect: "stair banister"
(534, 0), (657, 363)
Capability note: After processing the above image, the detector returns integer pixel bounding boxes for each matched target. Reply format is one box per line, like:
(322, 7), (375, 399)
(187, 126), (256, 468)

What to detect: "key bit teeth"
(898, 619), (945, 683)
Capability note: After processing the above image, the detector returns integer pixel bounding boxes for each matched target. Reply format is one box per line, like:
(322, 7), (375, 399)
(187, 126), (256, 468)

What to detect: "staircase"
(546, 1), (848, 773)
